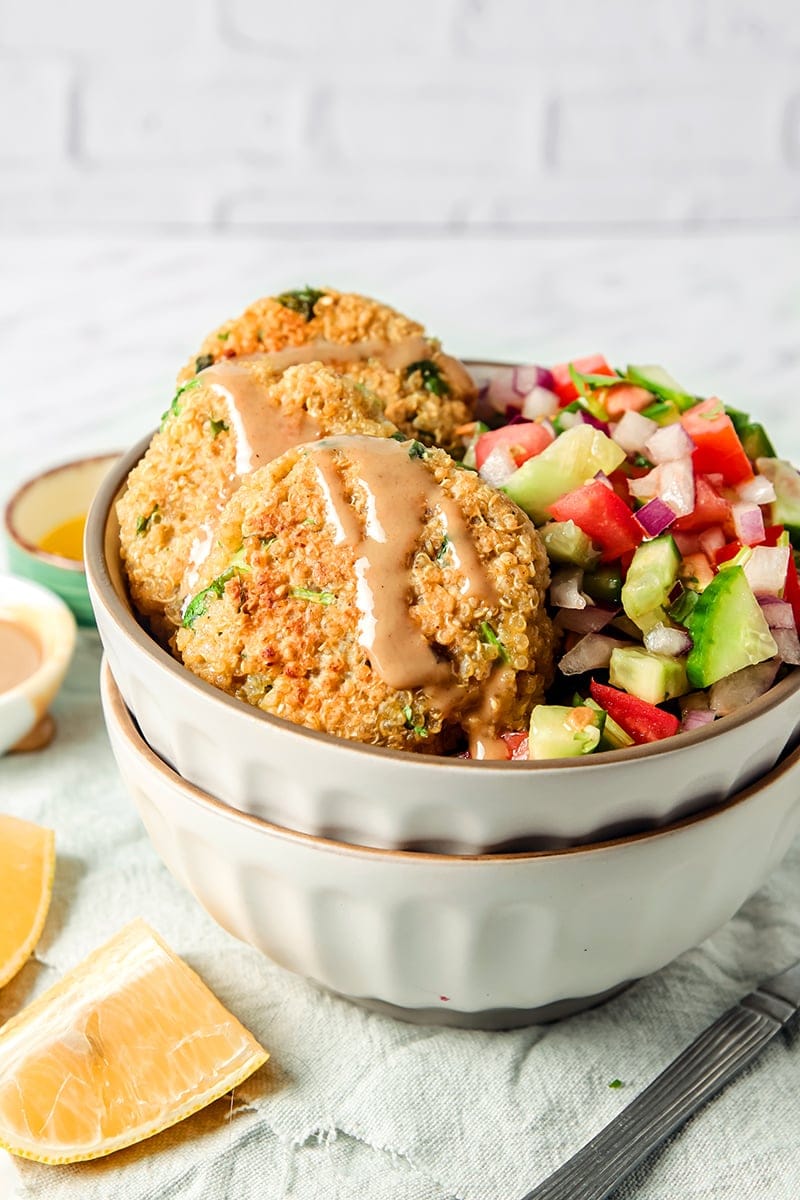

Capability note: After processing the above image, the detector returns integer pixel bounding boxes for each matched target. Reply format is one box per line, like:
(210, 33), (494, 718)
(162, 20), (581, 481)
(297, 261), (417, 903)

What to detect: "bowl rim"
(0, 572), (76, 707)
(87, 423), (800, 774)
(102, 656), (800, 863)
(5, 452), (122, 574)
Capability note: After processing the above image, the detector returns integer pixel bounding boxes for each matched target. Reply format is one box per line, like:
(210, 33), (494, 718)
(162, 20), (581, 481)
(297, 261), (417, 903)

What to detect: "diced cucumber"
(621, 534), (680, 631)
(539, 520), (601, 569)
(583, 564), (623, 606)
(528, 704), (603, 759)
(584, 696), (634, 749)
(626, 364), (697, 412)
(609, 646), (689, 706)
(726, 409), (775, 460)
(685, 565), (777, 688)
(756, 458), (800, 548)
(502, 424), (625, 524)
(640, 399), (681, 425)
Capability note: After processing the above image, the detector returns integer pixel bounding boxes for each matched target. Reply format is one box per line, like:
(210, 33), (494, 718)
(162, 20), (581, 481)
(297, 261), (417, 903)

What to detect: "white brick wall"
(0, 0), (798, 232)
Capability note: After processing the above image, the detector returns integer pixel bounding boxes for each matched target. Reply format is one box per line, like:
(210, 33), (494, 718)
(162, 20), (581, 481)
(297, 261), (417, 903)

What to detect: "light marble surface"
(1, 233), (799, 1200)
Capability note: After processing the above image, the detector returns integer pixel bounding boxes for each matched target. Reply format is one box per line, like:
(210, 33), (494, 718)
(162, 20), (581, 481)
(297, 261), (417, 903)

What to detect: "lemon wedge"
(0, 814), (55, 990)
(0, 919), (268, 1163)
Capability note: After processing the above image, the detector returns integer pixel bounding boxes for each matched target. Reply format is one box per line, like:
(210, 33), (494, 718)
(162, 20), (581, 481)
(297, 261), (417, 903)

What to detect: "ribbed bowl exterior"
(101, 660), (800, 1022)
(86, 436), (800, 854)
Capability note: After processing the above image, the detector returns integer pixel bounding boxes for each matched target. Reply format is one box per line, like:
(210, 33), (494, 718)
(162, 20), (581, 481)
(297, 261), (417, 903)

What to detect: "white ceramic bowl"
(0, 574), (76, 755)
(101, 658), (800, 1028)
(86, 433), (800, 853)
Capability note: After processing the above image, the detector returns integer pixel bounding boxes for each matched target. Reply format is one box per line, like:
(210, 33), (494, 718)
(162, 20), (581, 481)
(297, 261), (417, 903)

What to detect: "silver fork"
(521, 961), (800, 1200)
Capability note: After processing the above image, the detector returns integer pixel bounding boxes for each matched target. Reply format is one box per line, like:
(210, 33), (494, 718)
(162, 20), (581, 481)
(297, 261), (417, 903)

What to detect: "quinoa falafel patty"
(118, 362), (397, 638)
(181, 287), (476, 451)
(175, 435), (553, 755)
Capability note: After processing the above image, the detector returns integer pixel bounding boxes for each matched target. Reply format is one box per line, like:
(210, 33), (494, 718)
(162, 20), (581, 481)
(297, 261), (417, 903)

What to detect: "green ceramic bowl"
(4, 454), (121, 626)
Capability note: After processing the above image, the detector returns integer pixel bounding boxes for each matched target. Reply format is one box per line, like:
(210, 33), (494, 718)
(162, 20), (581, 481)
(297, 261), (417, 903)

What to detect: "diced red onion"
(594, 470), (614, 490)
(635, 497), (676, 537)
(559, 633), (629, 676)
(628, 467), (661, 501)
(505, 413), (533, 426)
(487, 365), (553, 413)
(773, 627), (800, 665)
(643, 623), (692, 656)
(709, 660), (781, 715)
(681, 708), (717, 732)
(698, 525), (726, 558)
(522, 386), (560, 419)
(611, 410), (658, 456)
(658, 457), (695, 517)
(550, 566), (587, 609)
(554, 605), (619, 634)
(757, 595), (796, 629)
(644, 423), (696, 464)
(737, 475), (776, 505)
(479, 443), (517, 488)
(745, 546), (791, 598)
(579, 411), (610, 435)
(732, 502), (765, 546)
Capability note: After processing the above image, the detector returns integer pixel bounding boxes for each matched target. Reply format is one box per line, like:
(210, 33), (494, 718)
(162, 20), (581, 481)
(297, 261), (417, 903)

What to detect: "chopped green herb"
(407, 440), (427, 460)
(632, 454), (652, 469)
(568, 364), (624, 397)
(161, 377), (200, 429)
(302, 518), (319, 527)
(608, 1079), (624, 1089)
(480, 621), (509, 662)
(668, 588), (699, 625)
(182, 548), (251, 628)
(195, 354), (214, 373)
(402, 705), (428, 738)
(136, 505), (160, 535)
(405, 359), (450, 397)
(289, 586), (336, 605)
(436, 536), (450, 562)
(217, 331), (231, 342)
(209, 418), (228, 438)
(698, 400), (724, 420)
(275, 286), (325, 321)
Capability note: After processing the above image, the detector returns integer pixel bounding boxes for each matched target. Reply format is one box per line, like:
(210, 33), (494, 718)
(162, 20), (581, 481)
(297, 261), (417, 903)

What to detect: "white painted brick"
(706, 0), (800, 58)
(458, 0), (701, 58)
(0, 0), (198, 53)
(324, 86), (536, 169)
(225, 0), (455, 55)
(554, 89), (780, 172)
(80, 70), (303, 164)
(0, 61), (69, 161)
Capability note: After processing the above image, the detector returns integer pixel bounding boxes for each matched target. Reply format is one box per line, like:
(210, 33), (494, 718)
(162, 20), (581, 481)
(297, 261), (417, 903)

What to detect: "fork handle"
(521, 992), (791, 1200)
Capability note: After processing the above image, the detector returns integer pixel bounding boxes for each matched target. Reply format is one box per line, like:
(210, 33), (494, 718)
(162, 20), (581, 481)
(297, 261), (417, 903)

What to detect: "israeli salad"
(465, 356), (800, 760)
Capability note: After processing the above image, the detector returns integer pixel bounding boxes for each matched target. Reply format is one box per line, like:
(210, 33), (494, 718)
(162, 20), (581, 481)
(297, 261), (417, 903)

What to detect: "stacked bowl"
(88, 434), (800, 1030)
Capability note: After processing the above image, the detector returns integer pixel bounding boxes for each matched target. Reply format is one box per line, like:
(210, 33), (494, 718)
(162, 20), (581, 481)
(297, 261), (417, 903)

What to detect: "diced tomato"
(672, 475), (732, 533)
(589, 680), (680, 744)
(550, 355), (615, 405)
(680, 398), (754, 486)
(500, 731), (529, 760)
(604, 385), (653, 418)
(474, 421), (554, 470)
(714, 541), (741, 566)
(783, 554), (800, 631)
(548, 480), (643, 563)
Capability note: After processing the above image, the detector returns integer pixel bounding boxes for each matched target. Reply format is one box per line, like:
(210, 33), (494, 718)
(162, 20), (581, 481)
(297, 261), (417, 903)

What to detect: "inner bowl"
(86, 416), (800, 854)
(101, 658), (800, 1026)
(5, 453), (120, 625)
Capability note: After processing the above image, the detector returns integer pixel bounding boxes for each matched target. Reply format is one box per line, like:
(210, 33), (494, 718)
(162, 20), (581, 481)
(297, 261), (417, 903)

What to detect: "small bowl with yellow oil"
(4, 454), (120, 626)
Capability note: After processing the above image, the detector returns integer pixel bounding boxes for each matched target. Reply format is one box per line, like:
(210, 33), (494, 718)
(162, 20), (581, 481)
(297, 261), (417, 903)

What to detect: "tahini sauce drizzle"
(0, 620), (41, 694)
(309, 437), (502, 752)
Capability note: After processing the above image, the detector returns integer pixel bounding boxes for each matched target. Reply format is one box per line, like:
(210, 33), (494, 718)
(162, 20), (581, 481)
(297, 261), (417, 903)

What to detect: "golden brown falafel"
(181, 287), (476, 451)
(118, 362), (397, 638)
(175, 435), (553, 755)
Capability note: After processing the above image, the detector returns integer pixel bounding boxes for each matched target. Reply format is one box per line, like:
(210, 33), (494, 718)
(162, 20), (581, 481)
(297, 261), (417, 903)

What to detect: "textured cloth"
(1, 632), (799, 1200)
